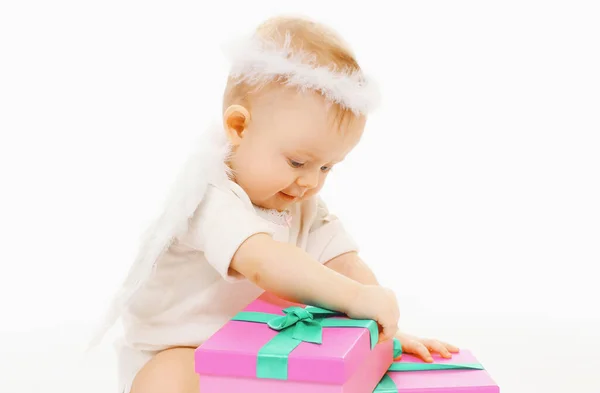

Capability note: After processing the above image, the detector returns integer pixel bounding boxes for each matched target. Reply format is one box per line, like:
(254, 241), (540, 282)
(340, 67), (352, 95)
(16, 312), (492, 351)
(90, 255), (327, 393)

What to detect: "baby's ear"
(223, 104), (250, 145)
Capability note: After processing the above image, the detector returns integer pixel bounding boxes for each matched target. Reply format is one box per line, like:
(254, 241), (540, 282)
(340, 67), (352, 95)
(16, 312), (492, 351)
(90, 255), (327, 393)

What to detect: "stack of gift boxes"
(195, 293), (499, 393)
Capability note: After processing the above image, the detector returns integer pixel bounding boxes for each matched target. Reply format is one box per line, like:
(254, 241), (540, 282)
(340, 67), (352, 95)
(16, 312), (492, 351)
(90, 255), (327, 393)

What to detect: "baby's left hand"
(395, 332), (459, 362)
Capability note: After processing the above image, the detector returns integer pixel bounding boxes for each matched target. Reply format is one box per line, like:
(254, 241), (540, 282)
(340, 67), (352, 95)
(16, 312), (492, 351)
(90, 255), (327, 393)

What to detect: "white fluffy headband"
(222, 32), (380, 115)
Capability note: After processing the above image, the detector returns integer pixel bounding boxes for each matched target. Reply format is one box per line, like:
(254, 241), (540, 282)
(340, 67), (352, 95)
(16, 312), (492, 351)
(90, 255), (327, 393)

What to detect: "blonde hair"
(222, 16), (364, 124)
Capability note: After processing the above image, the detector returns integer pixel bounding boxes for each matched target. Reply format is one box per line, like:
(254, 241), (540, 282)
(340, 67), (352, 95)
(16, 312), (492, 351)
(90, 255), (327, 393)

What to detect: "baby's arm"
(191, 186), (398, 341)
(324, 251), (379, 285)
(230, 233), (399, 341)
(231, 233), (361, 312)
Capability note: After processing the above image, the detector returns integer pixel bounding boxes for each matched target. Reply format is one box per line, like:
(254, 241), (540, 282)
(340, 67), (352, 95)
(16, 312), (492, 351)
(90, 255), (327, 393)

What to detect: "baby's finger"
(442, 341), (460, 353)
(379, 325), (398, 343)
(424, 339), (452, 359)
(405, 340), (433, 362)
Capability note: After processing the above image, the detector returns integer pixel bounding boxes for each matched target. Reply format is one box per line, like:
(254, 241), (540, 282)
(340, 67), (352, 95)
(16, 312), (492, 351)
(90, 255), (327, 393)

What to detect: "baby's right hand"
(346, 285), (400, 343)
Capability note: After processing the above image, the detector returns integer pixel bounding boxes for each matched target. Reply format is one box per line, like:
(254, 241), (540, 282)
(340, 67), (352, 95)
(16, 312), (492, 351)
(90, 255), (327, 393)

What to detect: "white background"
(1, 1), (599, 392)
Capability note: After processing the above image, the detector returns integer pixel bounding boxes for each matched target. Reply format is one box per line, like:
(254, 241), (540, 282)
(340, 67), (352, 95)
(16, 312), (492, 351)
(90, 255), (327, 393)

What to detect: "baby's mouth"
(278, 192), (297, 201)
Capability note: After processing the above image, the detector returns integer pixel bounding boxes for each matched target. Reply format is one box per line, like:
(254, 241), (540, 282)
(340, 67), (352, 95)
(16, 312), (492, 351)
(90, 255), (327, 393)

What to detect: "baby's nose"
(297, 171), (319, 189)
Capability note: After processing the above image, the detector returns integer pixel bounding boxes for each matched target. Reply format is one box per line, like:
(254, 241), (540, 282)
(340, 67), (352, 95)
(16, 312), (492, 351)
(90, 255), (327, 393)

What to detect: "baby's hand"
(346, 285), (400, 343)
(395, 332), (459, 362)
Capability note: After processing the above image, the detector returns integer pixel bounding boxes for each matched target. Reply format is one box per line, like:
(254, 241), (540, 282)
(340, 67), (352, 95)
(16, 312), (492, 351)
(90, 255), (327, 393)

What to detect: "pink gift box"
(376, 350), (499, 393)
(195, 292), (394, 393)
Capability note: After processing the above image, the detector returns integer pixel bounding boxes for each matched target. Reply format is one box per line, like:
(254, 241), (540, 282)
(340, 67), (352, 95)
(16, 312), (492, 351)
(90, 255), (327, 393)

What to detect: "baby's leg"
(129, 347), (199, 393)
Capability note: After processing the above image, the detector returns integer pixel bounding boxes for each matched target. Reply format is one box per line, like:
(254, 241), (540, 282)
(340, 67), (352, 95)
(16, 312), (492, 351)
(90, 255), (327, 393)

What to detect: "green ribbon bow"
(373, 342), (485, 393)
(232, 305), (379, 380)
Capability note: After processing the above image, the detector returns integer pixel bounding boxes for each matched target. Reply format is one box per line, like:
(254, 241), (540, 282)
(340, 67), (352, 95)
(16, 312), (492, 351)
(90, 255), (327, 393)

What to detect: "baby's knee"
(130, 347), (198, 393)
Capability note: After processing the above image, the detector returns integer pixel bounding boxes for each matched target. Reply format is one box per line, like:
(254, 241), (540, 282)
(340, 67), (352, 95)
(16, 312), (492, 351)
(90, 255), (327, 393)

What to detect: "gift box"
(373, 349), (499, 393)
(195, 292), (395, 392)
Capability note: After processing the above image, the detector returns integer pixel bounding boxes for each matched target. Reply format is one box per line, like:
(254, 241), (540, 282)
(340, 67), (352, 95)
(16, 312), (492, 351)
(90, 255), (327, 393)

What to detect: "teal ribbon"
(393, 337), (402, 358)
(373, 341), (484, 393)
(232, 305), (379, 380)
(374, 374), (398, 393)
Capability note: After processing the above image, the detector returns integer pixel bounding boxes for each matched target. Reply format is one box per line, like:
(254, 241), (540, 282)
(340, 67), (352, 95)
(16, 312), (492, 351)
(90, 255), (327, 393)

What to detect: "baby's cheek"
(252, 156), (279, 181)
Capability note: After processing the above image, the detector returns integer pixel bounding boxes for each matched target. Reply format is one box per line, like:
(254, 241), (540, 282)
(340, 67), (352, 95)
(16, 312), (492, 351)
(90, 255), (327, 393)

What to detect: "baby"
(92, 15), (458, 393)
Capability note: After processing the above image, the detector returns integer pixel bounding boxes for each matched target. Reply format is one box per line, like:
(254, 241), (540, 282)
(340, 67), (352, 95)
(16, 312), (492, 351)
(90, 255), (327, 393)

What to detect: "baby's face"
(228, 87), (365, 211)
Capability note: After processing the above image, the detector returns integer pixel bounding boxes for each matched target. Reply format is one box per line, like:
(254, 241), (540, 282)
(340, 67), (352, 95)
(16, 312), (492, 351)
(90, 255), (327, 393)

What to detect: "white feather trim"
(88, 125), (231, 348)
(223, 32), (380, 115)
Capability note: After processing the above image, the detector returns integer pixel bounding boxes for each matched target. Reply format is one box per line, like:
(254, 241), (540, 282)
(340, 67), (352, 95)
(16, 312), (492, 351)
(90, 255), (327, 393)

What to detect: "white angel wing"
(87, 124), (231, 348)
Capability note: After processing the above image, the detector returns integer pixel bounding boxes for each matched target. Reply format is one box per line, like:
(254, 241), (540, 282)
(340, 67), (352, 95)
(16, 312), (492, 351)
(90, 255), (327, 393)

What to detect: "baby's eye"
(288, 159), (305, 168)
(320, 165), (332, 172)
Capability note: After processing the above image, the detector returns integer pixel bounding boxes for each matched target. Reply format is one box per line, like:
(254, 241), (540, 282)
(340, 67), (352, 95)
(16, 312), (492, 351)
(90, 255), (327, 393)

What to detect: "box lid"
(379, 350), (499, 392)
(195, 293), (393, 385)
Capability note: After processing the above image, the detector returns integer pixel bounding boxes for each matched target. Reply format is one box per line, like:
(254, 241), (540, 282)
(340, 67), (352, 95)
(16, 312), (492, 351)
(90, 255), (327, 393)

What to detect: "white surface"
(1, 1), (599, 392)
